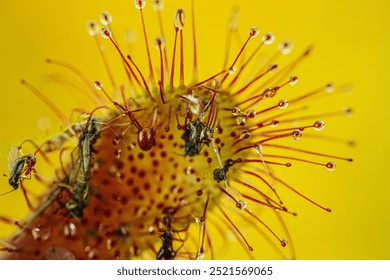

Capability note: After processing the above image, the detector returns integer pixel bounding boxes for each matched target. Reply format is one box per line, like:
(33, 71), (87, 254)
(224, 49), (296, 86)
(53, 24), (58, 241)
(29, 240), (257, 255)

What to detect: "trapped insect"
(1, 146), (37, 196)
(156, 207), (186, 260)
(57, 117), (101, 218)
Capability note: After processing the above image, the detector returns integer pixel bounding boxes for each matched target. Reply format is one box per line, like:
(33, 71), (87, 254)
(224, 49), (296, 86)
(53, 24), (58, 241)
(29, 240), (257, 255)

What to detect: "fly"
(213, 159), (237, 183)
(1, 146), (36, 196)
(156, 207), (185, 260)
(182, 120), (213, 157)
(59, 117), (100, 218)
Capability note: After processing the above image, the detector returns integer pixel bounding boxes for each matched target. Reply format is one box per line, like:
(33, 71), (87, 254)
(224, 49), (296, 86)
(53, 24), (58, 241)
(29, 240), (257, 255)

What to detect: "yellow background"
(0, 0), (389, 259)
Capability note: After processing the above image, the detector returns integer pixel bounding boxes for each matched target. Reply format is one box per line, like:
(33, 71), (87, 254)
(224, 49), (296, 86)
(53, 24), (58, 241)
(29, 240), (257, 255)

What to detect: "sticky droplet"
(343, 107), (353, 117)
(174, 9), (186, 30)
(94, 81), (103, 90)
(278, 99), (289, 109)
(100, 11), (113, 25)
(279, 41), (293, 55)
(114, 149), (122, 159)
(147, 226), (155, 233)
(135, 0), (146, 10)
(85, 246), (98, 259)
(236, 199), (247, 210)
(262, 32), (275, 45)
(292, 130), (302, 140)
(154, 36), (165, 49)
(100, 27), (112, 39)
(254, 144), (263, 154)
(231, 107), (241, 116)
(31, 225), (51, 241)
(64, 222), (77, 238)
(197, 251), (205, 260)
(313, 120), (325, 131)
(86, 20), (100, 36)
(138, 128), (155, 151)
(326, 161), (336, 171)
(153, 0), (164, 11)
(289, 76), (298, 85)
(195, 216), (205, 227)
(236, 116), (247, 126)
(324, 83), (335, 93)
(271, 120), (279, 127)
(246, 109), (256, 118)
(228, 66), (237, 75)
(249, 26), (260, 38)
(185, 166), (194, 175)
(106, 239), (113, 250)
(240, 131), (251, 140)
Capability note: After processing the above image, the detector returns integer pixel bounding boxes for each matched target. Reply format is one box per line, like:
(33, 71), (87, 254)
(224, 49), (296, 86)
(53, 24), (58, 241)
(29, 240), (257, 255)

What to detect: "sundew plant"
(0, 0), (354, 260)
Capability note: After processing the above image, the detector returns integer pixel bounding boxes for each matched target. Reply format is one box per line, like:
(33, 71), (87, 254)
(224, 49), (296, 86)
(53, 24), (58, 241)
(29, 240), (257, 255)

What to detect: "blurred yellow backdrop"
(0, 0), (389, 259)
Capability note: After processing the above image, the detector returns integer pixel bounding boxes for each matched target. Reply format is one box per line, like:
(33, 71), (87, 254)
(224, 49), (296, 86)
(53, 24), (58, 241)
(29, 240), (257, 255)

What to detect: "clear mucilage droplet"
(249, 26), (260, 38)
(246, 109), (256, 118)
(289, 76), (299, 85)
(195, 216), (205, 227)
(228, 66), (237, 75)
(313, 120), (325, 131)
(94, 81), (103, 90)
(254, 144), (263, 154)
(279, 41), (293, 55)
(292, 130), (302, 140)
(343, 107), (353, 117)
(100, 27), (112, 39)
(271, 120), (279, 127)
(99, 11), (113, 25)
(236, 116), (247, 126)
(135, 0), (146, 10)
(324, 82), (335, 93)
(236, 199), (247, 210)
(197, 249), (205, 260)
(86, 20), (100, 37)
(262, 32), (275, 45)
(174, 9), (186, 30)
(154, 36), (165, 50)
(152, 0), (164, 11)
(64, 222), (77, 237)
(231, 107), (241, 116)
(240, 131), (251, 140)
(326, 161), (336, 171)
(278, 99), (289, 109)
(31, 225), (51, 241)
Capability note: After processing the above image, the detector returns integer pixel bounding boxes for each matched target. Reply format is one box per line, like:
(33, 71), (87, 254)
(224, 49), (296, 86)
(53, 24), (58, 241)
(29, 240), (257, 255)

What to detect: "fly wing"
(7, 146), (19, 174)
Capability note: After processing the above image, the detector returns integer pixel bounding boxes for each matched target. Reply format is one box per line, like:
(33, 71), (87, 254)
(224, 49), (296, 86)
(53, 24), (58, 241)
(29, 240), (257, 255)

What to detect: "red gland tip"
(249, 26), (259, 38)
(101, 27), (112, 39)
